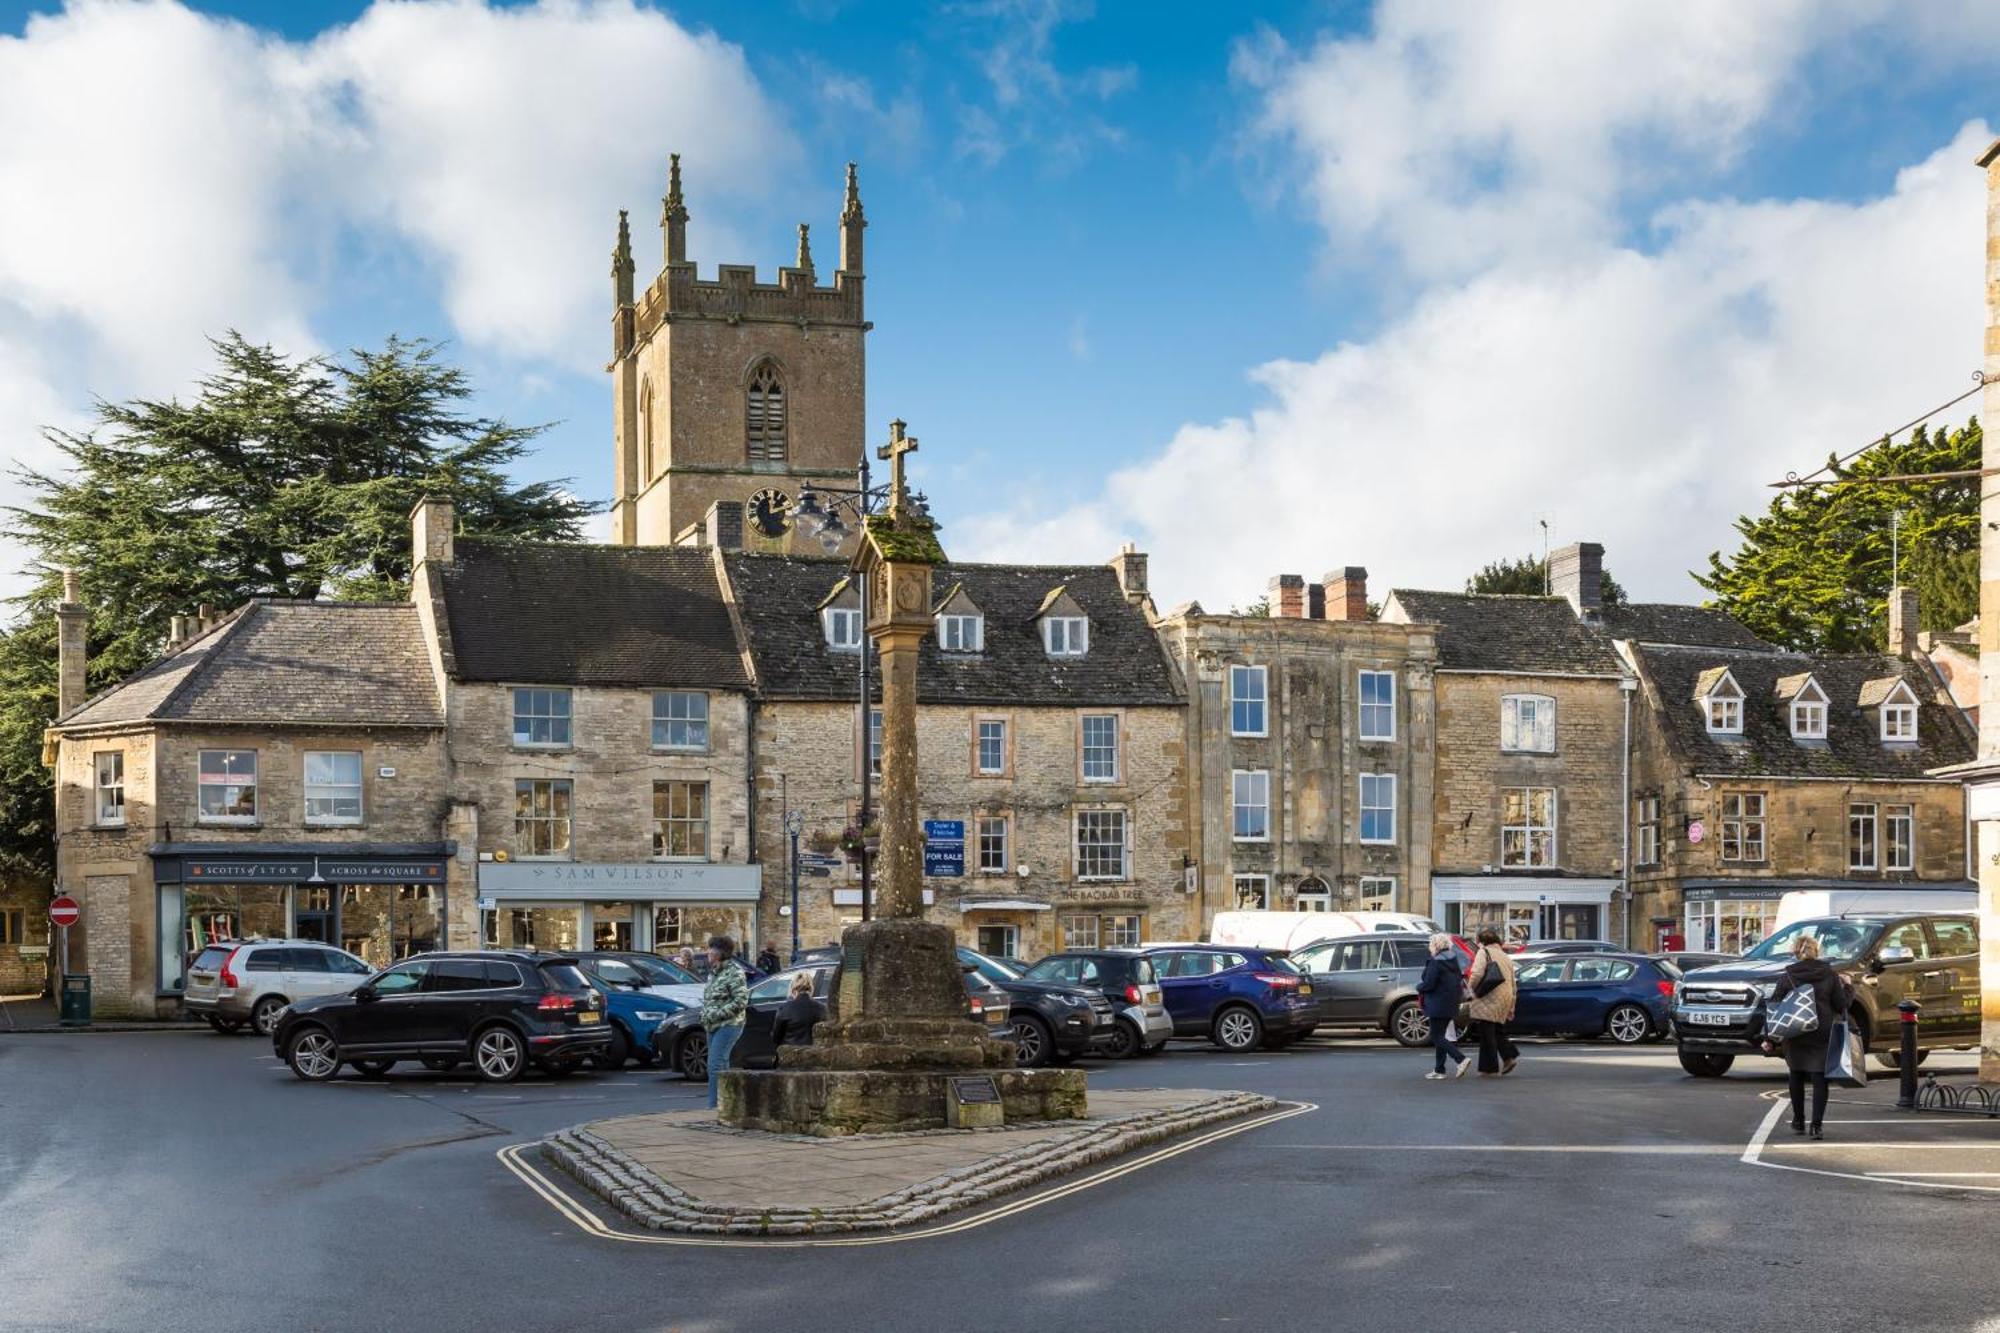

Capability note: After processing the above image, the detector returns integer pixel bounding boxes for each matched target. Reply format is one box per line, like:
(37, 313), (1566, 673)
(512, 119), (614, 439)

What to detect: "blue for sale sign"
(923, 819), (965, 877)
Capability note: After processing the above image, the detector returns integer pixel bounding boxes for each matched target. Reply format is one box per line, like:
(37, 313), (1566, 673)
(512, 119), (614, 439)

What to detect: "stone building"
(1383, 544), (1636, 946)
(1623, 603), (1976, 954)
(45, 594), (451, 1017)
(0, 875), (50, 996)
(723, 547), (1189, 960)
(1155, 567), (1438, 929)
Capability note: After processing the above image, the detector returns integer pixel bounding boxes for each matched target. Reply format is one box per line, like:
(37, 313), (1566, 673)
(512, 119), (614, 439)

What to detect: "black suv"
(272, 951), (609, 1083)
(1672, 913), (1980, 1077)
(958, 946), (1118, 1067)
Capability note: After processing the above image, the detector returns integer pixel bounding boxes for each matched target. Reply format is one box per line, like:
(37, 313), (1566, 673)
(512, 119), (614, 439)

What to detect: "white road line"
(1865, 1172), (2000, 1178)
(1742, 1099), (1786, 1166)
(1741, 1096), (2000, 1194)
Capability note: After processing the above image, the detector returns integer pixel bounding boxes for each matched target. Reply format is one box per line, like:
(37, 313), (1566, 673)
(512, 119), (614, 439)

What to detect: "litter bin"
(59, 973), (91, 1027)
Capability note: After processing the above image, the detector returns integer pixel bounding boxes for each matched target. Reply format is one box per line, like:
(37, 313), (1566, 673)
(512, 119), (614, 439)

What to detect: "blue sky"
(3, 1), (1999, 610)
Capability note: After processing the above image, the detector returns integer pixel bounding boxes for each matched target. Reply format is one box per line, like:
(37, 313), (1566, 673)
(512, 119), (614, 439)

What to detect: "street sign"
(47, 895), (80, 928)
(923, 819), (965, 878)
(1686, 820), (1706, 845)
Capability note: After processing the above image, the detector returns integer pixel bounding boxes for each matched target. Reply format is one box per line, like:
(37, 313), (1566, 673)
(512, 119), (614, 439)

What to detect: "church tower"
(609, 156), (869, 548)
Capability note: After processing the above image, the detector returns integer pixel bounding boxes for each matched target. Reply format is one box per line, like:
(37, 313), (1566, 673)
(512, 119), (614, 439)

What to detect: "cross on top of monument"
(877, 418), (918, 517)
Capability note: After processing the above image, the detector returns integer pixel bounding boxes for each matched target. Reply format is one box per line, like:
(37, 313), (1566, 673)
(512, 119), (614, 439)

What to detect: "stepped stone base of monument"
(720, 1065), (1085, 1136)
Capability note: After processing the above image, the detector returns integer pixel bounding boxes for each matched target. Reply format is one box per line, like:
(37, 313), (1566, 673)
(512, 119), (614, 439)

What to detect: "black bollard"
(1896, 998), (1922, 1110)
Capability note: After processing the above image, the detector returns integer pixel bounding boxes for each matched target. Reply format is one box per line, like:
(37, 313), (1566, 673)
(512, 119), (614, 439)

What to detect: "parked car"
(1289, 932), (1472, 1047)
(952, 946), (1116, 1068)
(1510, 939), (1624, 957)
(272, 951), (610, 1083)
(654, 960), (1015, 1078)
(1010, 950), (1171, 1058)
(184, 939), (374, 1037)
(1208, 910), (1444, 953)
(958, 946), (1025, 986)
(575, 952), (704, 1068)
(1509, 953), (1678, 1044)
(1672, 913), (1980, 1077)
(1143, 945), (1317, 1052)
(1656, 951), (1735, 974)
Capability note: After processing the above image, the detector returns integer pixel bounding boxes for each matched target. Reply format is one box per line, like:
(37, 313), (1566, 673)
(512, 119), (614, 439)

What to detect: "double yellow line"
(498, 1100), (1317, 1249)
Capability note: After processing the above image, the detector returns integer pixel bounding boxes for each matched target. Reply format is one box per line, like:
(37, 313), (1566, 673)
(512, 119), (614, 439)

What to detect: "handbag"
(1763, 982), (1819, 1042)
(1825, 1020), (1867, 1088)
(1473, 951), (1506, 999)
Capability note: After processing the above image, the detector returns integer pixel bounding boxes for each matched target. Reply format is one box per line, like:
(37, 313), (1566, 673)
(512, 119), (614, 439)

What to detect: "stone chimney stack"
(1888, 585), (1920, 658)
(56, 569), (86, 718)
(197, 603), (217, 635)
(1549, 542), (1604, 620)
(705, 500), (744, 552)
(1323, 567), (1369, 622)
(411, 495), (455, 574)
(1110, 543), (1149, 606)
(1268, 574), (1305, 619)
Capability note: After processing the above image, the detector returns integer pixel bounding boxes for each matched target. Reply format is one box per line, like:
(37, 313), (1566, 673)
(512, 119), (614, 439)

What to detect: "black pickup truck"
(1671, 913), (1979, 1077)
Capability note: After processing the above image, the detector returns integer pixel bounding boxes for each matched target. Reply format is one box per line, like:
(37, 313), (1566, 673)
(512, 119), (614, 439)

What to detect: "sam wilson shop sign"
(477, 861), (762, 902)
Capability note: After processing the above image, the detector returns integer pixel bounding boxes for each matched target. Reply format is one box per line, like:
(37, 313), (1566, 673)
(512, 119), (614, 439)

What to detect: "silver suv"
(184, 940), (374, 1036)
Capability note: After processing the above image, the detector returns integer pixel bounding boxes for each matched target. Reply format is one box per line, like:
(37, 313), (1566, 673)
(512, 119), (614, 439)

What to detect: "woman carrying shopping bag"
(1466, 929), (1519, 1076)
(1762, 933), (1851, 1140)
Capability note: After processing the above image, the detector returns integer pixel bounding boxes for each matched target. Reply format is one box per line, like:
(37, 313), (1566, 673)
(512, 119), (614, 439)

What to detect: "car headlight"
(636, 1011), (671, 1021)
(1753, 983), (1776, 1000)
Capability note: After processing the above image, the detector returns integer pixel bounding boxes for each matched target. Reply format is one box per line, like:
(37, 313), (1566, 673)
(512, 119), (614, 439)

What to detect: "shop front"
(476, 861), (762, 959)
(150, 842), (453, 994)
(1680, 884), (1784, 954)
(956, 898), (1052, 961)
(1432, 876), (1621, 949)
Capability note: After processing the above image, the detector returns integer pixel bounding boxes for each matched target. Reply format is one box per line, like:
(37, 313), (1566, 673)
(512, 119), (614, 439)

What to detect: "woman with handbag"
(1466, 928), (1519, 1076)
(1416, 934), (1471, 1080)
(1763, 933), (1850, 1139)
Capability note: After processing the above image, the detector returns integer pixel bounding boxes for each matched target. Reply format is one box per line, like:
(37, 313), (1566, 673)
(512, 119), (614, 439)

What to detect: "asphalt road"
(3, 1030), (1998, 1333)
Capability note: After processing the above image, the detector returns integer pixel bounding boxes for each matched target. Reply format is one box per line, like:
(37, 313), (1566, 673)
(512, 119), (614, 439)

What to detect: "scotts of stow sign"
(181, 858), (445, 883)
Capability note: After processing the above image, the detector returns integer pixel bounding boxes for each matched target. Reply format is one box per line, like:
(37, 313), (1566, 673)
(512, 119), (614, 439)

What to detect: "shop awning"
(955, 898), (1052, 913)
(1431, 877), (1619, 904)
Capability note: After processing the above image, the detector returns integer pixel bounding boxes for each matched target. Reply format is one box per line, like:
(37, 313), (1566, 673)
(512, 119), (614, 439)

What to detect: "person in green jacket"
(700, 935), (748, 1110)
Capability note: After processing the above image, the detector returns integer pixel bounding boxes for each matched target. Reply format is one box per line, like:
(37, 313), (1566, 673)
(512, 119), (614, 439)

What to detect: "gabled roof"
(1773, 672), (1825, 703)
(1632, 645), (1974, 779)
(60, 601), (442, 729)
(1692, 666), (1741, 701)
(436, 538), (749, 690)
(933, 583), (981, 617)
(1857, 676), (1918, 709)
(721, 554), (1180, 706)
(1382, 590), (1625, 675)
(1601, 602), (1771, 651)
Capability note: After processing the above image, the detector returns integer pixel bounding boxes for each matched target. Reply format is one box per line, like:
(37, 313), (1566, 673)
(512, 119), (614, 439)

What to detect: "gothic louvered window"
(746, 361), (787, 463)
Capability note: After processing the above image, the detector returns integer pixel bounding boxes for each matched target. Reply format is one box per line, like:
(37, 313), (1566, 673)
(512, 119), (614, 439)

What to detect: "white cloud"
(957, 123), (1992, 607)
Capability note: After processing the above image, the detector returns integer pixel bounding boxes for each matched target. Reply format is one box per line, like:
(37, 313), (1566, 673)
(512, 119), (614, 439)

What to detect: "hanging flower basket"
(839, 823), (881, 859)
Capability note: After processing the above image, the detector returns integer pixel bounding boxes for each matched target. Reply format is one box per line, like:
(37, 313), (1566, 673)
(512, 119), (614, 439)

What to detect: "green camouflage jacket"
(700, 958), (748, 1032)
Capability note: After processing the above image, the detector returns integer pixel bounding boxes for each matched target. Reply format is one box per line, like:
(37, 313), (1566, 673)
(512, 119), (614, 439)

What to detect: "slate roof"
(438, 539), (749, 689)
(1601, 601), (1772, 651)
(1384, 590), (1626, 675)
(60, 602), (441, 729)
(1633, 644), (1974, 779)
(721, 554), (1181, 706)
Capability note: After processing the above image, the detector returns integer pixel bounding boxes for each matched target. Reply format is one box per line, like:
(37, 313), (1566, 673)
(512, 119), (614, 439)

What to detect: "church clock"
(749, 487), (792, 538)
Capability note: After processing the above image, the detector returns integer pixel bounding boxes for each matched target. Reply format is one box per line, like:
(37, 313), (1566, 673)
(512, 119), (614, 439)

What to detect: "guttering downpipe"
(1620, 676), (1636, 952)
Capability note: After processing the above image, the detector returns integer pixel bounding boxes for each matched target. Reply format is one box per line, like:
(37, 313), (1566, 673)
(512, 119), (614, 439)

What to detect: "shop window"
(1060, 914), (1100, 949)
(1230, 665), (1267, 737)
(341, 883), (440, 968)
(1358, 670), (1396, 741)
(197, 749), (258, 823)
(1104, 915), (1142, 948)
(1848, 803), (1877, 871)
(1719, 793), (1765, 862)
(1635, 795), (1660, 866)
(1080, 714), (1119, 782)
(304, 750), (363, 825)
(515, 779), (573, 858)
(1885, 804), (1914, 871)
(1232, 874), (1270, 910)
(94, 752), (124, 826)
(652, 780), (710, 859)
(1501, 787), (1556, 868)
(1232, 769), (1269, 841)
(512, 687), (572, 748)
(976, 923), (1018, 959)
(654, 906), (685, 947)
(977, 816), (1009, 873)
(1358, 876), (1397, 910)
(1501, 694), (1556, 752)
(1359, 773), (1396, 844)
(652, 691), (710, 751)
(1074, 808), (1128, 880)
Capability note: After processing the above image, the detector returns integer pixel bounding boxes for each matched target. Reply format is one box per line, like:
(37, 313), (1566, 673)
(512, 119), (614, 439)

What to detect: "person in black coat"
(1764, 933), (1851, 1139)
(756, 942), (782, 975)
(769, 971), (827, 1049)
(1415, 934), (1470, 1080)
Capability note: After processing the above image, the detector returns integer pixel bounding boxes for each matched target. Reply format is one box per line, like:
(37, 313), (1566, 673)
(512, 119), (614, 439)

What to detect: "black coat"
(1770, 958), (1851, 1073)
(770, 996), (827, 1048)
(756, 950), (782, 974)
(1415, 952), (1463, 1022)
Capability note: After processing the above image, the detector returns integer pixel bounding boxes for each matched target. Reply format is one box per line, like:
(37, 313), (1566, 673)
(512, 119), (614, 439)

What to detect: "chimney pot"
(1889, 585), (1920, 657)
(1548, 542), (1604, 619)
(1322, 567), (1370, 621)
(1267, 574), (1305, 619)
(55, 583), (88, 716)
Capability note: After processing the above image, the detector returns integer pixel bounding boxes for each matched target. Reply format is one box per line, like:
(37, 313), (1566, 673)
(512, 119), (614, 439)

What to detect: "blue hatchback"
(1142, 945), (1316, 1052)
(1509, 953), (1678, 1045)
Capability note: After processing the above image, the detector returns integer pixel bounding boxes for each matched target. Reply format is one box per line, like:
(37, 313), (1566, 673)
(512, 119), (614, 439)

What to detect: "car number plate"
(578, 1011), (601, 1024)
(1298, 983), (1312, 995)
(1686, 1011), (1730, 1026)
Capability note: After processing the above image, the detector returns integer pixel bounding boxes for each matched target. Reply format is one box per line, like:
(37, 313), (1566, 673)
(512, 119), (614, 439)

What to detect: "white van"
(1772, 887), (1975, 933)
(1207, 910), (1444, 953)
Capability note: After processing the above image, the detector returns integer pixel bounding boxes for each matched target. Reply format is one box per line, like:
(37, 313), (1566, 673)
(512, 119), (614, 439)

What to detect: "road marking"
(497, 1099), (1318, 1248)
(1741, 1096), (2000, 1195)
(1865, 1172), (2000, 1178)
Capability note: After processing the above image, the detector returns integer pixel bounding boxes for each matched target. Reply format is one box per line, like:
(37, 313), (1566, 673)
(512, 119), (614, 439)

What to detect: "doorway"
(976, 923), (1019, 960)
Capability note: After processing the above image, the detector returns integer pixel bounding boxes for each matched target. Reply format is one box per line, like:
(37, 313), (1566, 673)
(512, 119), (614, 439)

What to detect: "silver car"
(183, 939), (374, 1036)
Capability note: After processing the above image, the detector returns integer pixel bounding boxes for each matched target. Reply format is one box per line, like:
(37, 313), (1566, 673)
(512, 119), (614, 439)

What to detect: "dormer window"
(1786, 676), (1828, 740)
(824, 606), (862, 652)
(1861, 676), (1920, 743)
(1045, 616), (1088, 657)
(1699, 668), (1743, 735)
(938, 614), (983, 652)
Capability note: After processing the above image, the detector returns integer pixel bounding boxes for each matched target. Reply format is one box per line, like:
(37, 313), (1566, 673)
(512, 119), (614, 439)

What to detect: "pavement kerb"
(542, 1090), (1278, 1237)
(0, 1023), (207, 1034)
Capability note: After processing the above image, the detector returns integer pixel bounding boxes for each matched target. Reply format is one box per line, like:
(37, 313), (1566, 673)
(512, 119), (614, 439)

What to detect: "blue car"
(1142, 945), (1317, 1052)
(576, 952), (703, 1067)
(1509, 953), (1679, 1045)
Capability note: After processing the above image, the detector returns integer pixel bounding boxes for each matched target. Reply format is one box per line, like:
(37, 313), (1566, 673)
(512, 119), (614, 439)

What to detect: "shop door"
(976, 924), (1019, 960)
(591, 903), (637, 952)
(1542, 904), (1600, 943)
(295, 887), (334, 944)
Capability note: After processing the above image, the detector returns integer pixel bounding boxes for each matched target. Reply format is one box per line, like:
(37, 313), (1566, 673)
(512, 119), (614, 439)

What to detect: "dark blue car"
(1509, 953), (1679, 1044)
(1142, 945), (1317, 1052)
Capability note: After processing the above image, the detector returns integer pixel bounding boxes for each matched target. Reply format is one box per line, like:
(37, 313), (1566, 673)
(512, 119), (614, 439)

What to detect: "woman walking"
(1416, 934), (1471, 1080)
(1764, 934), (1850, 1139)
(699, 935), (748, 1111)
(1466, 929), (1520, 1076)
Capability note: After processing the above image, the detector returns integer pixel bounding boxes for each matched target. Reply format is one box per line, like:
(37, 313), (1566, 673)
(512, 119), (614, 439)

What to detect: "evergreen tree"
(0, 333), (594, 880)
(1466, 553), (1626, 606)
(1696, 419), (1979, 652)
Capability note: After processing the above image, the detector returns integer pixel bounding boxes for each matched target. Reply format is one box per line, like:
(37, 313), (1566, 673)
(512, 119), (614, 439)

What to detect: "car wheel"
(420, 1057), (459, 1072)
(1103, 1019), (1142, 1060)
(1389, 1001), (1431, 1048)
(677, 1028), (709, 1081)
(1605, 1005), (1651, 1045)
(1879, 1047), (1931, 1071)
(594, 1024), (632, 1070)
(351, 1058), (396, 1077)
(1011, 1015), (1054, 1067)
(286, 1028), (340, 1082)
(1677, 1050), (1734, 1078)
(471, 1025), (527, 1083)
(251, 995), (288, 1038)
(1212, 1005), (1263, 1053)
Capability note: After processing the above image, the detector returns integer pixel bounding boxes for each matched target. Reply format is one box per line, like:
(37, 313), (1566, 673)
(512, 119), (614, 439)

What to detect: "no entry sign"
(47, 895), (80, 928)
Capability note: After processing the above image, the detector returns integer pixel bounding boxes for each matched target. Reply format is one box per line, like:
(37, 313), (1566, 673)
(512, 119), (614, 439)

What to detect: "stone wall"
(0, 875), (50, 995)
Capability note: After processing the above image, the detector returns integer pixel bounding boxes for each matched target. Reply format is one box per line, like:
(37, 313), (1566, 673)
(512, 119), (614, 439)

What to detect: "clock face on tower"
(749, 488), (792, 538)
